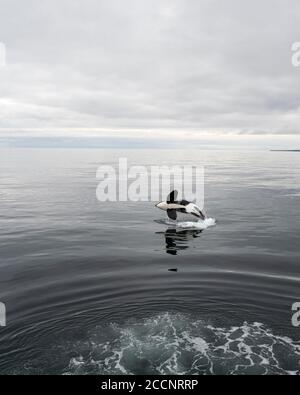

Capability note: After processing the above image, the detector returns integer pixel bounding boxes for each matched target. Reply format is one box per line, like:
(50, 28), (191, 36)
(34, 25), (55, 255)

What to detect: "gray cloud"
(0, 0), (300, 138)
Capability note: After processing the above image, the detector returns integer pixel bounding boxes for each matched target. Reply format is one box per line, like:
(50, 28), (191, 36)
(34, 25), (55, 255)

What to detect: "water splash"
(177, 218), (216, 230)
(65, 313), (300, 375)
(157, 217), (216, 230)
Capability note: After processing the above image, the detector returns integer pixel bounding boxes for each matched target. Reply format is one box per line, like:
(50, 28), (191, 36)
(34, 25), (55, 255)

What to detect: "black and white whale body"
(155, 190), (205, 221)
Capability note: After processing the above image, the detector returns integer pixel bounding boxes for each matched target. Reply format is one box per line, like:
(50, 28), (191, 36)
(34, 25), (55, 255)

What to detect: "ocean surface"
(0, 148), (300, 375)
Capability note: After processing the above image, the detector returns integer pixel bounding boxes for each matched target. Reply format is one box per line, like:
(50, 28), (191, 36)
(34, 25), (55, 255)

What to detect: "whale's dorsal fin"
(167, 209), (177, 220)
(167, 190), (178, 203)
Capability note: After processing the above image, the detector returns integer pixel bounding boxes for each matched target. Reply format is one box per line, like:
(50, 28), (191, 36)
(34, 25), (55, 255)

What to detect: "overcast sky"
(0, 0), (299, 146)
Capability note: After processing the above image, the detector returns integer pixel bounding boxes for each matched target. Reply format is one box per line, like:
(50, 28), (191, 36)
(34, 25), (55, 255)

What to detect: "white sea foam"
(177, 217), (216, 230)
(64, 312), (300, 375)
(160, 217), (216, 230)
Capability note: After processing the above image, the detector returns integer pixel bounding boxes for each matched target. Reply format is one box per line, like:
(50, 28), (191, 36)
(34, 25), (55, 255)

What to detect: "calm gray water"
(0, 148), (300, 375)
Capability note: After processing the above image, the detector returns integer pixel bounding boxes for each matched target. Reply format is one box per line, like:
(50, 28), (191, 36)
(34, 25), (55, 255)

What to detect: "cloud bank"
(0, 0), (300, 139)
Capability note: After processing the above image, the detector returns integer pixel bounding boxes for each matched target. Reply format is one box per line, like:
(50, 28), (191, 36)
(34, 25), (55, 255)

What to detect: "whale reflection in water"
(156, 228), (203, 256)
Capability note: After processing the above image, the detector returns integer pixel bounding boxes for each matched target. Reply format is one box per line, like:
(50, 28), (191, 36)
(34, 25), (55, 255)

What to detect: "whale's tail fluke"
(190, 205), (206, 220)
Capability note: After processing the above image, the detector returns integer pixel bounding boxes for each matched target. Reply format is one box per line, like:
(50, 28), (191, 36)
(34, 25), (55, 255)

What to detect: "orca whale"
(155, 190), (205, 221)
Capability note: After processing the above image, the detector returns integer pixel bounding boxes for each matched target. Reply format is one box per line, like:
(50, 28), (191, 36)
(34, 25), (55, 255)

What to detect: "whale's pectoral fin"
(167, 209), (177, 220)
(167, 190), (178, 203)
